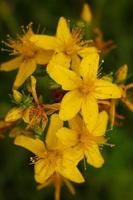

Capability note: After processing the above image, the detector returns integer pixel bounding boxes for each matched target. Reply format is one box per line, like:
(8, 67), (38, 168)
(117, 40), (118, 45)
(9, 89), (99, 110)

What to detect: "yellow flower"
(56, 111), (108, 168)
(80, 3), (92, 23)
(14, 114), (84, 184)
(0, 24), (53, 89)
(47, 52), (121, 131)
(30, 17), (97, 69)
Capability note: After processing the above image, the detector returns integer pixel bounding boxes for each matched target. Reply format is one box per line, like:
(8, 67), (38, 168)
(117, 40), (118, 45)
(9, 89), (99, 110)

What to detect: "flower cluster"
(0, 4), (132, 200)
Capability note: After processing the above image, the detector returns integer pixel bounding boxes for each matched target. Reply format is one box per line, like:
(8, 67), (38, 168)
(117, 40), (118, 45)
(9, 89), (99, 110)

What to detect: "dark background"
(0, 0), (133, 199)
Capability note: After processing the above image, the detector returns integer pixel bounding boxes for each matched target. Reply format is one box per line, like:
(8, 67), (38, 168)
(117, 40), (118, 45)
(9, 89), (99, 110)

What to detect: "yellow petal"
(47, 64), (81, 90)
(13, 59), (36, 89)
(78, 47), (98, 58)
(85, 143), (104, 168)
(35, 50), (53, 64)
(58, 162), (84, 183)
(63, 146), (83, 165)
(56, 127), (78, 147)
(59, 90), (83, 121)
(56, 17), (71, 43)
(5, 107), (23, 122)
(71, 55), (81, 74)
(0, 56), (22, 71)
(34, 159), (54, 184)
(14, 135), (46, 156)
(92, 111), (108, 136)
(68, 114), (83, 132)
(94, 79), (121, 99)
(46, 114), (63, 150)
(49, 53), (71, 68)
(30, 35), (57, 50)
(79, 53), (99, 80)
(9, 127), (22, 138)
(81, 95), (98, 132)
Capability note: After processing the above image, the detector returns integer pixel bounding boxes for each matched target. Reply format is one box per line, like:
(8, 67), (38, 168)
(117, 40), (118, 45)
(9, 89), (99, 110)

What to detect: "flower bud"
(115, 64), (128, 83)
(13, 90), (23, 103)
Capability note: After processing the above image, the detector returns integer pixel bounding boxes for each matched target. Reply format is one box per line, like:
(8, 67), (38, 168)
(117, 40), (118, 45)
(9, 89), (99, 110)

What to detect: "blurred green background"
(0, 0), (133, 200)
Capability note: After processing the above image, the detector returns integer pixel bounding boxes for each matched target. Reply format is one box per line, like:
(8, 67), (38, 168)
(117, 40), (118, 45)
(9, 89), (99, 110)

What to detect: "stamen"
(37, 24), (41, 34)
(41, 26), (46, 34)
(21, 25), (26, 34)
(29, 156), (39, 165)
(104, 143), (115, 148)
(97, 60), (104, 78)
(64, 179), (76, 195)
(83, 156), (87, 170)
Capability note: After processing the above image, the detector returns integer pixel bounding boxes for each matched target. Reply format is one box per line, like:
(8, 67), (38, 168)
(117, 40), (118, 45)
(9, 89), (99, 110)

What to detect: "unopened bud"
(115, 64), (128, 83)
(13, 90), (23, 103)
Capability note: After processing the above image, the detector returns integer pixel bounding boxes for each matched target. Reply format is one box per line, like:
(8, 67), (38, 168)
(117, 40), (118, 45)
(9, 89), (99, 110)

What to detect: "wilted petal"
(5, 107), (23, 122)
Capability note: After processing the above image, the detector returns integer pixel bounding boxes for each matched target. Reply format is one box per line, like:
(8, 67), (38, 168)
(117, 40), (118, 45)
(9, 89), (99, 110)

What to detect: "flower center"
(79, 79), (95, 95)
(31, 150), (62, 169)
(64, 28), (88, 56)
(79, 130), (92, 149)
(2, 24), (38, 58)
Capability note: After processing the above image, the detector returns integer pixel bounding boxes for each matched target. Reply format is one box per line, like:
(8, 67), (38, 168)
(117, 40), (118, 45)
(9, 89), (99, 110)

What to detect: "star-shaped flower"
(0, 24), (53, 88)
(47, 52), (121, 131)
(56, 111), (108, 168)
(14, 114), (84, 184)
(30, 17), (97, 70)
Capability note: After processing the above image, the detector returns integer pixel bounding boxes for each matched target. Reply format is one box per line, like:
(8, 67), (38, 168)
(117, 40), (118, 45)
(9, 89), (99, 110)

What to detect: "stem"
(54, 182), (61, 200)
